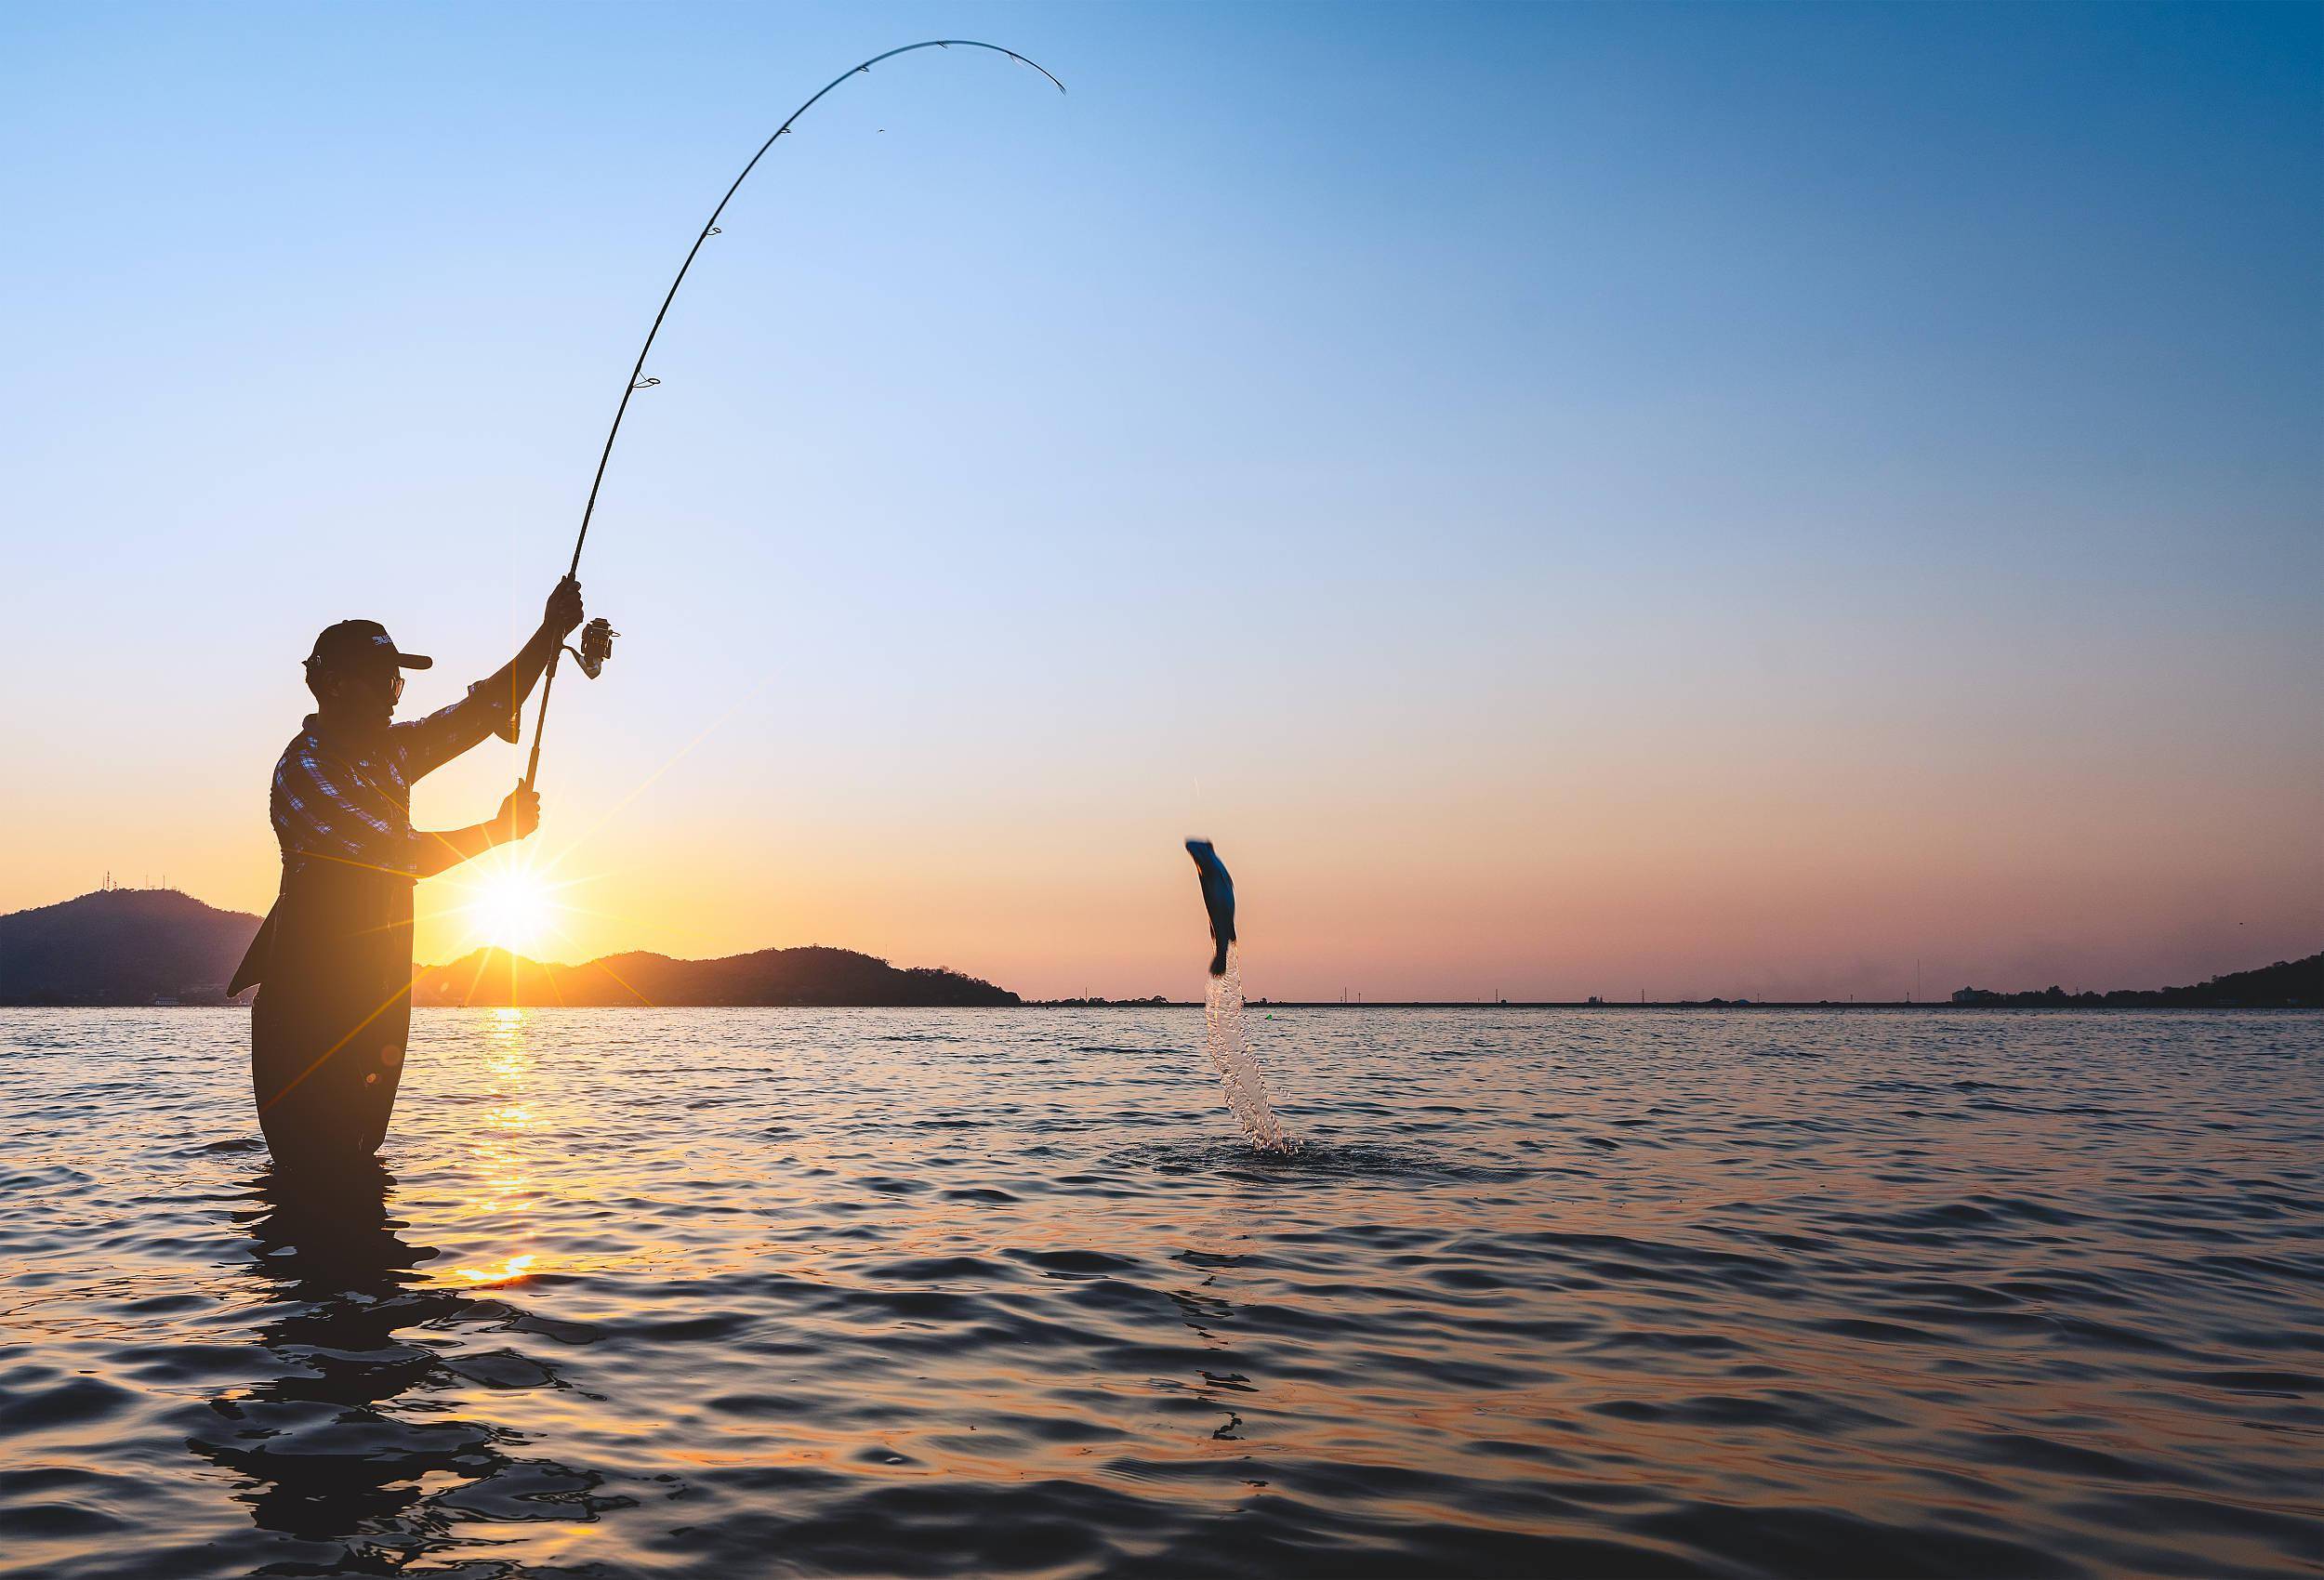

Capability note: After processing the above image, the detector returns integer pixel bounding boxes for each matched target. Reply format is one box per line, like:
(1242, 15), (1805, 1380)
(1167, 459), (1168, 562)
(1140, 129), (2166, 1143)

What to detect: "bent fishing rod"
(521, 40), (1066, 791)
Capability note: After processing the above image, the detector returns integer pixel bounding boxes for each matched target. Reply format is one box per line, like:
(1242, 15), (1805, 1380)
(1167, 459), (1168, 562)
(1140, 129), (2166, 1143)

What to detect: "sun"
(469, 863), (557, 955)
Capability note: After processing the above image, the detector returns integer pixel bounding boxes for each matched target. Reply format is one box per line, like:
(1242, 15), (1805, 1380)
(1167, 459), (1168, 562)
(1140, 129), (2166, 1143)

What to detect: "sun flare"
(468, 863), (558, 955)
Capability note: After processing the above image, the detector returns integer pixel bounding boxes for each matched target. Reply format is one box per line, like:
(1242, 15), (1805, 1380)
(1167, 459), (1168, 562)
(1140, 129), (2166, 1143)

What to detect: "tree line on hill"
(411, 946), (1016, 1007)
(1949, 952), (2319, 1007)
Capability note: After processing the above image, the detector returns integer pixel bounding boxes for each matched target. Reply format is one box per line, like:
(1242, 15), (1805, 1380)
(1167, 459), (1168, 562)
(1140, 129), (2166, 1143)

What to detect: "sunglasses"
(337, 669), (404, 704)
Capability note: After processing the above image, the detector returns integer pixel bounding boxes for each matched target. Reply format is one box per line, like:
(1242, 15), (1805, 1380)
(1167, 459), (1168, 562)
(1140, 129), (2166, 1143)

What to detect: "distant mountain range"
(0, 888), (1016, 1007)
(413, 947), (1017, 1007)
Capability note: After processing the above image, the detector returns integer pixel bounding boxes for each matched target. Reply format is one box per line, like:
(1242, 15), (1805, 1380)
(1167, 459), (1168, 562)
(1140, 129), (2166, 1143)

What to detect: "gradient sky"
(3, 2), (2318, 1001)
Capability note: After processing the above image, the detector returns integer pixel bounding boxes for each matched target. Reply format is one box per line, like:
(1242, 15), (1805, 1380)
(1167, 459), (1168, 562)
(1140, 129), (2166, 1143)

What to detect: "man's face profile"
(315, 664), (403, 731)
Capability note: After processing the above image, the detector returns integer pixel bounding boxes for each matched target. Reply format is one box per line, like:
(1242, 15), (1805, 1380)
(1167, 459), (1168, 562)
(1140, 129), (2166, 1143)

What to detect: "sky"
(2, 1), (2317, 1002)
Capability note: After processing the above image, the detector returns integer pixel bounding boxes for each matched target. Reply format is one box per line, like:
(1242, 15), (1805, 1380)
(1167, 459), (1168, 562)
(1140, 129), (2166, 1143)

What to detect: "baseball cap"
(306, 619), (433, 676)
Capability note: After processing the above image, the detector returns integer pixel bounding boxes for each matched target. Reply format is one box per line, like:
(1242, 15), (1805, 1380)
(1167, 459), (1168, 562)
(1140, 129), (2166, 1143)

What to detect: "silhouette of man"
(230, 578), (584, 1172)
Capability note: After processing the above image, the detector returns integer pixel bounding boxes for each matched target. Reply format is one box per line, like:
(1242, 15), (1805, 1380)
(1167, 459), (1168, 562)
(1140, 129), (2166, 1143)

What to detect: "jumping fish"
(1184, 838), (1236, 977)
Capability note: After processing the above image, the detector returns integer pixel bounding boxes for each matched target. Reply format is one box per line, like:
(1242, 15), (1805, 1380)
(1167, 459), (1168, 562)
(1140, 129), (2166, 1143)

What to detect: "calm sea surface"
(2, 1007), (2319, 1578)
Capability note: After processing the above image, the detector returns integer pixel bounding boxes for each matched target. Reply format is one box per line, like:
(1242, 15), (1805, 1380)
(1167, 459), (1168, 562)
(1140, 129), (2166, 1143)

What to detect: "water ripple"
(0, 1006), (2318, 1577)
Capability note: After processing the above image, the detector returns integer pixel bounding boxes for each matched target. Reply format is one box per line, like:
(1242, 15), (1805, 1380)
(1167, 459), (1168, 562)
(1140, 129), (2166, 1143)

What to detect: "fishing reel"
(565, 617), (619, 680)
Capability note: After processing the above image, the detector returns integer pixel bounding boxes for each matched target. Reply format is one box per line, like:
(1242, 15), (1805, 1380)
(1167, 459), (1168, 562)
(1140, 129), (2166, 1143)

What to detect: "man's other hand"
(497, 786), (541, 843)
(544, 577), (584, 640)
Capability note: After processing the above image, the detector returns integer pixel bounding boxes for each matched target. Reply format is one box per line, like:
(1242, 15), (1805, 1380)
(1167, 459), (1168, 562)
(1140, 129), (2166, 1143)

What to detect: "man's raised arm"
(399, 579), (586, 782)
(477, 577), (586, 727)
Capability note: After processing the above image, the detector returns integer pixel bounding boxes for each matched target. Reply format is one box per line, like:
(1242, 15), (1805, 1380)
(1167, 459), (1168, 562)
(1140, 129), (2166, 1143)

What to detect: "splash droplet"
(1203, 946), (1292, 1153)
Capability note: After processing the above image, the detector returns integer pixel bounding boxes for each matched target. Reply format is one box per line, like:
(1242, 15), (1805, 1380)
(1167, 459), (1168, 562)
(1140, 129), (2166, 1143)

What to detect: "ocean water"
(2, 1007), (2319, 1579)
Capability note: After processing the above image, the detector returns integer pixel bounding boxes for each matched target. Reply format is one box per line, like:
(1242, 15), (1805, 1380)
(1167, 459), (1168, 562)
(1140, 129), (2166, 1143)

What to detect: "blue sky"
(2, 2), (2317, 999)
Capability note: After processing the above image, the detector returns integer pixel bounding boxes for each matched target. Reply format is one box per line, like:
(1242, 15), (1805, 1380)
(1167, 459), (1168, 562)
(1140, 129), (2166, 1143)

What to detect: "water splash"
(1203, 946), (1293, 1152)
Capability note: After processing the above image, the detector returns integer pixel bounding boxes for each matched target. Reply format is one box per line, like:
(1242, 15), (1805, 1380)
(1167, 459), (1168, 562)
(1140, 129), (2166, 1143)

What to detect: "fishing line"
(522, 40), (1066, 791)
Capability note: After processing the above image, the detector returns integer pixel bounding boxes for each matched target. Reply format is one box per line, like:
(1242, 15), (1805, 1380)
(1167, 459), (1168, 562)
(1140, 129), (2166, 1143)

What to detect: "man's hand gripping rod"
(521, 611), (615, 791)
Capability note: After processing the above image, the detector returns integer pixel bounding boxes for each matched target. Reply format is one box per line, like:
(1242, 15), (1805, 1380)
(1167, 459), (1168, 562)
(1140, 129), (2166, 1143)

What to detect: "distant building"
(1952, 987), (2003, 1005)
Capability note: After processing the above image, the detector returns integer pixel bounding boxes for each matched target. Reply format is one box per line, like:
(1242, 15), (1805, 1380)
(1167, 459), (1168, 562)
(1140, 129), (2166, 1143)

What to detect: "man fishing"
(230, 578), (585, 1173)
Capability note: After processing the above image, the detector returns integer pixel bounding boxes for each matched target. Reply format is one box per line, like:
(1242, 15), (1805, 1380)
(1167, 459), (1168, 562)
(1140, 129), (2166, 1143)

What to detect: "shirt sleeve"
(391, 681), (522, 783)
(273, 745), (414, 873)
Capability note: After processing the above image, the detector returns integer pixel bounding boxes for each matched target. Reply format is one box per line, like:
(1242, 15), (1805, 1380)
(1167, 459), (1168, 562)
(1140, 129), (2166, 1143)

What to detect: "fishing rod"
(521, 40), (1066, 791)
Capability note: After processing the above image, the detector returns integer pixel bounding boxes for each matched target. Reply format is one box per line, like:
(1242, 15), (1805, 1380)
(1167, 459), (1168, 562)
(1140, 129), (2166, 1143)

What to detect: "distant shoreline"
(14, 1000), (2316, 1012)
(1026, 1000), (2318, 1011)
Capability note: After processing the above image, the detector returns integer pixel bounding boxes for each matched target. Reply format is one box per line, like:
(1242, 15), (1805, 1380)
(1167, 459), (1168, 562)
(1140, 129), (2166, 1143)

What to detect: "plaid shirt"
(271, 686), (517, 878)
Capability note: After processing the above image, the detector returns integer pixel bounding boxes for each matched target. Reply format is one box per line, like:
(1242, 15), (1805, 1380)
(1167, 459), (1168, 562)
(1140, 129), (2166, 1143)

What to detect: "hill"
(0, 888), (262, 1005)
(412, 946), (1019, 1007)
(1950, 951), (2321, 1007)
(2161, 953), (2324, 1007)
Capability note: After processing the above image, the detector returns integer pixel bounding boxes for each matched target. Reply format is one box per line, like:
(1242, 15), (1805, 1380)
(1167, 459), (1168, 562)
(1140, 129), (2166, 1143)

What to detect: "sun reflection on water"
(426, 1007), (545, 1289)
(455, 1252), (538, 1285)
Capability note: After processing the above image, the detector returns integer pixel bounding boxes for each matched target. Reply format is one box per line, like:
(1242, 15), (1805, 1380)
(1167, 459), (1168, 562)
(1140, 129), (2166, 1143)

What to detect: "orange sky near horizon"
(7, 630), (2314, 1004)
